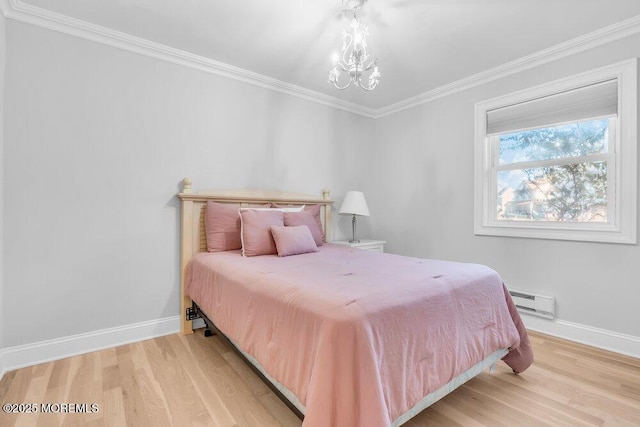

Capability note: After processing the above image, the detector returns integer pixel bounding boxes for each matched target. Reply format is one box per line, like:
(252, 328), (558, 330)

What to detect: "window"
(475, 60), (637, 244)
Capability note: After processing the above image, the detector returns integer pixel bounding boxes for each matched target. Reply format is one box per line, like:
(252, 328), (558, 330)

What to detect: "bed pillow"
(284, 210), (323, 246)
(204, 201), (242, 252)
(270, 225), (319, 257)
(239, 209), (284, 257)
(305, 204), (325, 242)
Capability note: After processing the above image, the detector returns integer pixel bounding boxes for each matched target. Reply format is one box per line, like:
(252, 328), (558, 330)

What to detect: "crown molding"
(1, 0), (377, 118)
(3, 0), (640, 119)
(374, 14), (640, 118)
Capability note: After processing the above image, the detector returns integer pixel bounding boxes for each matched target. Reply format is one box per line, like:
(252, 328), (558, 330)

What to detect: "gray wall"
(0, 12), (6, 354)
(2, 21), (373, 348)
(368, 33), (640, 338)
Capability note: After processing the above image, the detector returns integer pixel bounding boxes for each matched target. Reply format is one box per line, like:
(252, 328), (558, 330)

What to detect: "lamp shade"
(339, 191), (370, 217)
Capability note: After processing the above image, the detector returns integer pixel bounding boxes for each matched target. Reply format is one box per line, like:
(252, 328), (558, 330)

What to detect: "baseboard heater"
(508, 289), (555, 319)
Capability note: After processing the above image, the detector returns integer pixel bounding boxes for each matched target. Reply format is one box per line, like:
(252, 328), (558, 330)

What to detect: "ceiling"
(12, 0), (640, 110)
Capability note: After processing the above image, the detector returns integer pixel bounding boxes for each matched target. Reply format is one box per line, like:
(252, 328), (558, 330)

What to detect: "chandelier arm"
(357, 79), (377, 91)
(358, 66), (380, 91)
(356, 67), (378, 92)
(360, 62), (376, 72)
(331, 77), (353, 90)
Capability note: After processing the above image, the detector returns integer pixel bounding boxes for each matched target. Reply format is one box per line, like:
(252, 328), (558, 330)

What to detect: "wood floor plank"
(0, 370), (16, 398)
(99, 348), (118, 370)
(258, 392), (302, 427)
(102, 387), (126, 427)
(420, 400), (484, 426)
(14, 364), (53, 427)
(465, 373), (596, 427)
(1, 330), (638, 427)
(166, 334), (237, 426)
(0, 367), (35, 426)
(116, 342), (172, 427)
(221, 350), (271, 397)
(44, 358), (71, 393)
(140, 338), (214, 426)
(471, 368), (603, 426)
(64, 352), (102, 426)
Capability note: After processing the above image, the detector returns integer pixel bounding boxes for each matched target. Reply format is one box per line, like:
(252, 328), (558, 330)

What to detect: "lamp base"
(350, 214), (359, 243)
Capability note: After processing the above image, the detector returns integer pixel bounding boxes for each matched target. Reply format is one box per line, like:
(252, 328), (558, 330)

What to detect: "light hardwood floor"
(1, 330), (638, 426)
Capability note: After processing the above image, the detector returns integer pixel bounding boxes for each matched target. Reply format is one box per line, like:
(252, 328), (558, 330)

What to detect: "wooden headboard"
(177, 178), (334, 334)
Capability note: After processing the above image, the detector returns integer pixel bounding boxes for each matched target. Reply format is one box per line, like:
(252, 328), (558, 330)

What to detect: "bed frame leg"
(204, 329), (215, 337)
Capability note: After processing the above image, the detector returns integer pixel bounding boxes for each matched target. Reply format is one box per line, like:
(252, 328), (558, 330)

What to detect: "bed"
(178, 178), (533, 427)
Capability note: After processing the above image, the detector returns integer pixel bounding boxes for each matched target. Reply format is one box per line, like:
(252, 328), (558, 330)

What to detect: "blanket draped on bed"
(186, 244), (533, 427)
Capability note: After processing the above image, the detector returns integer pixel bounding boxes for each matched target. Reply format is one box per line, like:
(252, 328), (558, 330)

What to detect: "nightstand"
(332, 239), (386, 253)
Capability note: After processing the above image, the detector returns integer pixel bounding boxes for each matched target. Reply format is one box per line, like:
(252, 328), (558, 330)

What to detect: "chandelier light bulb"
(354, 32), (363, 46)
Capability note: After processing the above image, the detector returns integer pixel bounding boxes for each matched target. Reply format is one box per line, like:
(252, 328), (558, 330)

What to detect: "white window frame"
(474, 59), (637, 244)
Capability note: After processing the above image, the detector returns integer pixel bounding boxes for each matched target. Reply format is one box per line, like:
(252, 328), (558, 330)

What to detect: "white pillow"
(240, 205), (305, 213)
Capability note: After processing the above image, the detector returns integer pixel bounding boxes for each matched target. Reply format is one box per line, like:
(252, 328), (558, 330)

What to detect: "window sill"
(475, 222), (636, 244)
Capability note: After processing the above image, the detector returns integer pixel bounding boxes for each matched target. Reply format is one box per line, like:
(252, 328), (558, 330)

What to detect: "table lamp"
(339, 191), (370, 243)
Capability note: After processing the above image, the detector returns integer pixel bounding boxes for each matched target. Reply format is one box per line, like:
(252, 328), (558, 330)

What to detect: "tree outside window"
(496, 119), (609, 223)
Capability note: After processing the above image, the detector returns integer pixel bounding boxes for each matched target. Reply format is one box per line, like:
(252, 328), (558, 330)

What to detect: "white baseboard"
(0, 316), (180, 381)
(521, 313), (640, 359)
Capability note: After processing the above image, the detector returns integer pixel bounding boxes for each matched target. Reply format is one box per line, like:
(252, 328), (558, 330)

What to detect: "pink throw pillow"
(270, 225), (319, 257)
(305, 205), (325, 242)
(284, 210), (323, 246)
(204, 201), (242, 252)
(239, 209), (284, 257)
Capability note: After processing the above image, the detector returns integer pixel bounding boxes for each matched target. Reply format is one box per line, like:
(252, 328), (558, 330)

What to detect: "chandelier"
(328, 0), (381, 91)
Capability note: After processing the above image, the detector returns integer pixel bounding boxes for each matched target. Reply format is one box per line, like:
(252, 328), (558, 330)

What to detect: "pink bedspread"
(186, 244), (533, 427)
